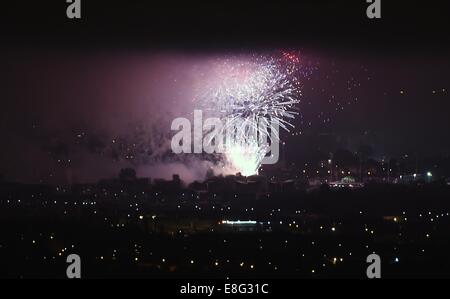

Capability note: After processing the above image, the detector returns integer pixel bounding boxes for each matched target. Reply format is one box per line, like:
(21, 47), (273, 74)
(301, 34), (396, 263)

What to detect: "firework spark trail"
(196, 52), (308, 176)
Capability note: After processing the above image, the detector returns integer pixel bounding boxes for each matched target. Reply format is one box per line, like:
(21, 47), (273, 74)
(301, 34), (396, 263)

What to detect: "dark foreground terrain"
(1, 181), (450, 278)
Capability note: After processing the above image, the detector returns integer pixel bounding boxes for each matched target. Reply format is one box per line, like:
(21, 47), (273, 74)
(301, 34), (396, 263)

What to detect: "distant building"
(329, 176), (363, 188)
(153, 174), (183, 194)
(218, 220), (265, 232)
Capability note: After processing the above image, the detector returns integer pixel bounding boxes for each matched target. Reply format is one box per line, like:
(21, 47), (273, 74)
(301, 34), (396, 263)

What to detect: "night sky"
(1, 1), (449, 184)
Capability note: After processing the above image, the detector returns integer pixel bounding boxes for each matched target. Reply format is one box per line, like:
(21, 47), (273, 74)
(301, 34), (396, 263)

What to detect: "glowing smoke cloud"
(196, 53), (305, 176)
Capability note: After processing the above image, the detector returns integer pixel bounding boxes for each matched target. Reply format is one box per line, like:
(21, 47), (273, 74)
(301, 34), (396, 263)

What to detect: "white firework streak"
(197, 56), (301, 176)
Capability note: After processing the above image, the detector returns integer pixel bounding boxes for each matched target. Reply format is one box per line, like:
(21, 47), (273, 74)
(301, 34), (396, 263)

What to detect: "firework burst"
(196, 52), (306, 176)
